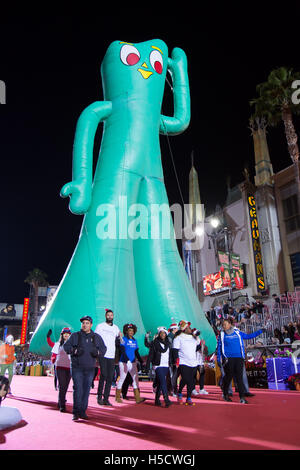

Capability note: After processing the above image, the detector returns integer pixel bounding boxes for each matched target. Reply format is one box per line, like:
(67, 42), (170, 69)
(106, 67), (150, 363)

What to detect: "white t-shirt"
(196, 340), (204, 366)
(51, 342), (71, 369)
(95, 322), (120, 359)
(173, 333), (198, 367)
(154, 343), (170, 369)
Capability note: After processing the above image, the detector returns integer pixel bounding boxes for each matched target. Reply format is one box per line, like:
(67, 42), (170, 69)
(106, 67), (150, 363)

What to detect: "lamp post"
(207, 214), (234, 307)
(223, 226), (234, 307)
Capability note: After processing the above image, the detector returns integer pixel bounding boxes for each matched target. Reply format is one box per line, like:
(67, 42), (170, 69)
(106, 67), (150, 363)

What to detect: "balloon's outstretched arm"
(60, 101), (112, 214)
(160, 48), (190, 136)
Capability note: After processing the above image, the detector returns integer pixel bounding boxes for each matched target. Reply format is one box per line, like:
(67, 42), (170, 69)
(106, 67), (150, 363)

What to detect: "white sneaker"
(199, 389), (209, 395)
(191, 389), (199, 396)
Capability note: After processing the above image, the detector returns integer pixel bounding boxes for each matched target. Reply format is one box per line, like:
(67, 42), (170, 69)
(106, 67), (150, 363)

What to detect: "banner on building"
(231, 253), (244, 289)
(217, 251), (231, 287)
(203, 272), (227, 296)
(183, 241), (192, 283)
(217, 251), (244, 290)
(247, 195), (266, 292)
(20, 298), (30, 345)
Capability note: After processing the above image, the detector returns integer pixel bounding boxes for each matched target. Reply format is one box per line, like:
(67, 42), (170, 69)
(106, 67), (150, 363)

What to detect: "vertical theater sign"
(20, 298), (30, 345)
(247, 195), (266, 293)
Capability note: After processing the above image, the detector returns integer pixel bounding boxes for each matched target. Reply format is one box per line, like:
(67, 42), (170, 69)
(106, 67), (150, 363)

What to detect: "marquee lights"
(248, 195), (266, 292)
(20, 298), (30, 345)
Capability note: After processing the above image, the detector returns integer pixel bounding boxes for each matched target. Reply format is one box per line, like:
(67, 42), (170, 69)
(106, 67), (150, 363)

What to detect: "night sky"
(1, 9), (300, 303)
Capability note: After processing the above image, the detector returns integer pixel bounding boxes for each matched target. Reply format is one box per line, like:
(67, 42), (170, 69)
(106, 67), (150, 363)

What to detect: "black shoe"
(155, 390), (162, 407)
(97, 396), (104, 405)
(79, 413), (89, 419)
(103, 399), (113, 406)
(244, 392), (255, 397)
(223, 395), (232, 402)
(60, 406), (66, 412)
(240, 398), (248, 404)
(72, 414), (80, 421)
(163, 394), (172, 408)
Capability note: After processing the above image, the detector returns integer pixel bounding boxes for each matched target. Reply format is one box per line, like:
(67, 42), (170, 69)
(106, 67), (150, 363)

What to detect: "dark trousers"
(98, 357), (115, 401)
(170, 365), (179, 393)
(222, 357), (246, 399)
(155, 367), (169, 396)
(178, 365), (197, 399)
(56, 367), (71, 408)
(197, 365), (205, 390)
(122, 372), (133, 398)
(71, 367), (94, 415)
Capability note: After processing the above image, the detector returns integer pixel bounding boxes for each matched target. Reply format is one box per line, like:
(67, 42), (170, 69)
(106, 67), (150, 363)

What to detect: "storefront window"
(290, 252), (300, 287)
(282, 195), (300, 233)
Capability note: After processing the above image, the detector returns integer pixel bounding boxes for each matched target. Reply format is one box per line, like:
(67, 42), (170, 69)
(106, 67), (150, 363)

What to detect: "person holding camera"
(63, 316), (106, 421)
(217, 316), (265, 404)
(0, 375), (22, 430)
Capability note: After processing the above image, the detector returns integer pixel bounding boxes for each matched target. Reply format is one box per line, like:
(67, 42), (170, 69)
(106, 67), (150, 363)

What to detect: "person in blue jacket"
(217, 316), (265, 404)
(115, 323), (145, 404)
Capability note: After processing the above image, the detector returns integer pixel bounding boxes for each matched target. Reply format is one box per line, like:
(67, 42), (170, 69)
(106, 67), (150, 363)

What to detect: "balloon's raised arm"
(60, 101), (112, 214)
(160, 48), (190, 136)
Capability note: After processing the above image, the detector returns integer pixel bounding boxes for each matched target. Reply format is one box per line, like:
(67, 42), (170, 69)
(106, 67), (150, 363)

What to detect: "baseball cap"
(61, 327), (71, 335)
(80, 315), (93, 323)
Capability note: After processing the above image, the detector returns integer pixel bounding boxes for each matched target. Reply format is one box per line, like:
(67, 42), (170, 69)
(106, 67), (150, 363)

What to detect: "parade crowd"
(1, 299), (300, 429)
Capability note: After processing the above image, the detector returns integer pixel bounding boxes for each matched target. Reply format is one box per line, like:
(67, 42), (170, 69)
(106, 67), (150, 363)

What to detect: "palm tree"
(24, 268), (49, 320)
(250, 66), (300, 206)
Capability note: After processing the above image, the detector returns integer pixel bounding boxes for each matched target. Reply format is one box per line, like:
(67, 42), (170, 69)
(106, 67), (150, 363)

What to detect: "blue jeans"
(155, 367), (169, 396)
(71, 367), (94, 415)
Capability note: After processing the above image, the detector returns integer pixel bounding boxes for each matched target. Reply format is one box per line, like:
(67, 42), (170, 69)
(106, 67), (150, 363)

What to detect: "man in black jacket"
(64, 316), (106, 421)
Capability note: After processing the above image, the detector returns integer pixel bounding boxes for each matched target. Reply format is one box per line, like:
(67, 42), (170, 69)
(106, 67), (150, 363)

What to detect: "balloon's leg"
(133, 177), (217, 354)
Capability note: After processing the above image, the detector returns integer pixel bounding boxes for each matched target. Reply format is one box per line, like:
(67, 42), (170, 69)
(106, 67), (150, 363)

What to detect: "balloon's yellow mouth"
(138, 65), (153, 80)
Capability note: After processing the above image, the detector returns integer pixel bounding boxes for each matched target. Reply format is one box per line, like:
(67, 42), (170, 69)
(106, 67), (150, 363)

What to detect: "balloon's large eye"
(150, 49), (163, 74)
(120, 44), (140, 66)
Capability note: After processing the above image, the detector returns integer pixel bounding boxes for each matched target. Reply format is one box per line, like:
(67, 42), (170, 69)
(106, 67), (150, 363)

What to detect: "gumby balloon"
(29, 40), (217, 356)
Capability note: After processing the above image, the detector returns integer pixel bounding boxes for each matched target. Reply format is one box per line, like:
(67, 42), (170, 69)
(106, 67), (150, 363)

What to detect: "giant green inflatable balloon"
(29, 39), (217, 356)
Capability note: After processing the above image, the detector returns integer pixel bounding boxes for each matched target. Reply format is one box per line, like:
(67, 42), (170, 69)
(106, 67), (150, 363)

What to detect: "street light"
(210, 217), (220, 229)
(194, 225), (204, 237)
(207, 214), (234, 307)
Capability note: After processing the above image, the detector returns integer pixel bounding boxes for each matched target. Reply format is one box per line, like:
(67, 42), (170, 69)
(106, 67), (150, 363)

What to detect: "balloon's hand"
(167, 47), (188, 78)
(60, 179), (92, 215)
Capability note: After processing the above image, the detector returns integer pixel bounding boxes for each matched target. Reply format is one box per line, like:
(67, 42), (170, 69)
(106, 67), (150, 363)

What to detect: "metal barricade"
(236, 303), (300, 346)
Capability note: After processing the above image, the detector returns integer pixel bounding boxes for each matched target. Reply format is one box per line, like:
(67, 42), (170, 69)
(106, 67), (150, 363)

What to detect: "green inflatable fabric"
(29, 39), (217, 356)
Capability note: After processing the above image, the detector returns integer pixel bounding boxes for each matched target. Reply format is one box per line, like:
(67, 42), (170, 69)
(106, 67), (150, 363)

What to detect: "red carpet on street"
(1, 375), (300, 451)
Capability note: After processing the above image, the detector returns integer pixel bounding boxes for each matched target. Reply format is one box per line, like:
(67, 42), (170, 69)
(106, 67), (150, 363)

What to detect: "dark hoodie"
(64, 329), (106, 369)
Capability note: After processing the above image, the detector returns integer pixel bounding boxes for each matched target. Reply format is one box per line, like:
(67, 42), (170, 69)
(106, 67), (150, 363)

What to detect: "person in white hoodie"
(172, 321), (199, 406)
